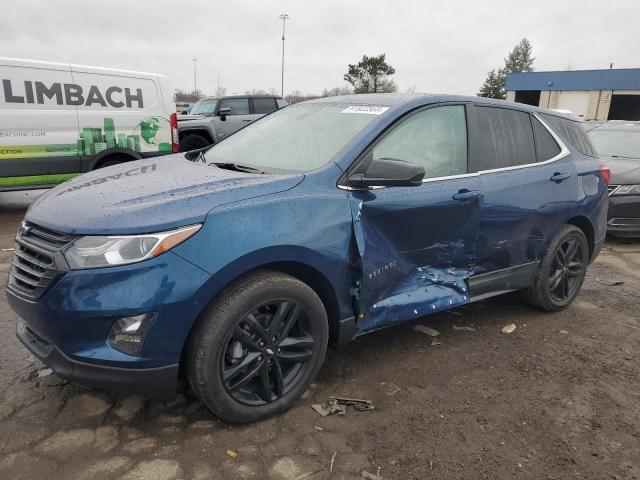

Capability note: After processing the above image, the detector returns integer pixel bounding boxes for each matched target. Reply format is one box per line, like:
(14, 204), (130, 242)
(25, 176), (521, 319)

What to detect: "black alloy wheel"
(221, 299), (314, 406)
(187, 271), (328, 423)
(523, 225), (589, 311)
(548, 236), (586, 303)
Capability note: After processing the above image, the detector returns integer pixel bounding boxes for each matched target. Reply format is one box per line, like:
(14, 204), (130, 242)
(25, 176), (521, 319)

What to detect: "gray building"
(506, 68), (640, 121)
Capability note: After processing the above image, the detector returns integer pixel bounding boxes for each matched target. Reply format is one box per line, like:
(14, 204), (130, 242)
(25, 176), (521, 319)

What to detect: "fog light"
(107, 313), (155, 356)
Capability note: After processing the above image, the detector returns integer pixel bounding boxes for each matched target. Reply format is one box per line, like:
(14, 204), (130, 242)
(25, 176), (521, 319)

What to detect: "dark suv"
(587, 121), (640, 237)
(7, 94), (608, 423)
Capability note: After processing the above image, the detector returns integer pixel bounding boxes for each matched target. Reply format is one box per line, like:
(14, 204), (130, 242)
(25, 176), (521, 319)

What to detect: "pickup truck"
(178, 95), (288, 151)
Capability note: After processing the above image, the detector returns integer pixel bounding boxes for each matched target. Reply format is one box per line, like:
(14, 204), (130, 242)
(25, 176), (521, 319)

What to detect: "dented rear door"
(348, 104), (481, 333)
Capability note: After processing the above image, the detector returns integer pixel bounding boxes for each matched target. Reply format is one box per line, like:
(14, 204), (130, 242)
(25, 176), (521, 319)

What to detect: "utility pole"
(279, 13), (289, 97)
(192, 58), (198, 101)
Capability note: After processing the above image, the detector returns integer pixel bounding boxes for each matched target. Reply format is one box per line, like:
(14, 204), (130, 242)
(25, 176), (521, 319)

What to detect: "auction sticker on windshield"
(341, 105), (389, 115)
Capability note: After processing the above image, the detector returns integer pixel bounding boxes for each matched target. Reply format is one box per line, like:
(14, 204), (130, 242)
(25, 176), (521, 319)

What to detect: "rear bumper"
(17, 317), (178, 400)
(607, 194), (640, 237)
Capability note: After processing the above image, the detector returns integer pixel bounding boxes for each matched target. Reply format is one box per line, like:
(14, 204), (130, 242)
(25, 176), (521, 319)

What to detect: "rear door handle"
(242, 119), (253, 122)
(452, 189), (482, 201)
(550, 172), (570, 182)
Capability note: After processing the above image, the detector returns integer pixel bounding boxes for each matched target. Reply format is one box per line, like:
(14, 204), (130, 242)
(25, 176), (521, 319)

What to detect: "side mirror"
(218, 107), (231, 121)
(348, 158), (425, 188)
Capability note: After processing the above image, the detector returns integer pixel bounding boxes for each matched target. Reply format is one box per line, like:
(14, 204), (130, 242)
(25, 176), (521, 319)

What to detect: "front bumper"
(608, 194), (640, 237)
(7, 251), (218, 400)
(17, 318), (178, 400)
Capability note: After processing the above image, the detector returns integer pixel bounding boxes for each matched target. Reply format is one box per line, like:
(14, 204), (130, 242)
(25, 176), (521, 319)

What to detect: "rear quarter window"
(469, 106), (536, 172)
(253, 98), (277, 114)
(540, 113), (597, 157)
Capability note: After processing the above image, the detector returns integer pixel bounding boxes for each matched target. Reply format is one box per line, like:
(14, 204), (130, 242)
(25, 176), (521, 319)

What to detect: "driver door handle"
(550, 172), (571, 182)
(452, 189), (482, 201)
(242, 119), (253, 122)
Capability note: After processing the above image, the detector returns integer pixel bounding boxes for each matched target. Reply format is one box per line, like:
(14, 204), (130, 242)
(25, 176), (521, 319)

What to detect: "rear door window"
(532, 117), (561, 161)
(252, 98), (277, 114)
(372, 105), (468, 179)
(469, 106), (536, 172)
(219, 98), (249, 115)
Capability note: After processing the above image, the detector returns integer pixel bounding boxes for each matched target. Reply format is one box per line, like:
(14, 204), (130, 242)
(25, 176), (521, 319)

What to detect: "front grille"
(608, 184), (620, 195)
(8, 223), (76, 299)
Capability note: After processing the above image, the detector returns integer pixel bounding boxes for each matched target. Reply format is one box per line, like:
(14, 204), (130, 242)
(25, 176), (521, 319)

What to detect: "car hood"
(177, 114), (208, 121)
(26, 155), (304, 235)
(600, 155), (640, 184)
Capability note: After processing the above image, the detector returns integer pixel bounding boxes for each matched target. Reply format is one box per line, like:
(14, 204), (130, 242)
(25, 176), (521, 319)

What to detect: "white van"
(0, 57), (177, 191)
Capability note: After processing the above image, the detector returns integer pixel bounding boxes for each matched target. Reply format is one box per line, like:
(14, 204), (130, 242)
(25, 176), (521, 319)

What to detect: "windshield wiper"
(209, 162), (265, 174)
(611, 155), (640, 159)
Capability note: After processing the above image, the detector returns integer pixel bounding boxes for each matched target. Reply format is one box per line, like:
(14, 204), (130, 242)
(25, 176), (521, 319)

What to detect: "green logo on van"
(76, 117), (171, 156)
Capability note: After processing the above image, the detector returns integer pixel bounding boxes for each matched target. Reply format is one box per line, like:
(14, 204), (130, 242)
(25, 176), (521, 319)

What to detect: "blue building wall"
(506, 69), (640, 92)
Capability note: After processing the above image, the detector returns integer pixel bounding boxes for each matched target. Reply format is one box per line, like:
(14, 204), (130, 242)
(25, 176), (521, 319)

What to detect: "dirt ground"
(0, 190), (639, 480)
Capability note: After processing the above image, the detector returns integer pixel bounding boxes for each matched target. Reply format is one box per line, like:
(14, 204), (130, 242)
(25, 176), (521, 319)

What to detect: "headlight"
(64, 224), (201, 270)
(611, 184), (640, 195)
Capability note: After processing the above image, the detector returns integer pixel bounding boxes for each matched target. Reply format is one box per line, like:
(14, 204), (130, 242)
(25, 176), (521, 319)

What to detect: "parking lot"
(0, 190), (637, 480)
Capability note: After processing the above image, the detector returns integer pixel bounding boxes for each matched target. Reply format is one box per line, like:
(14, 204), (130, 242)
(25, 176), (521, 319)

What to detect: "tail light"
(170, 113), (179, 153)
(600, 164), (611, 186)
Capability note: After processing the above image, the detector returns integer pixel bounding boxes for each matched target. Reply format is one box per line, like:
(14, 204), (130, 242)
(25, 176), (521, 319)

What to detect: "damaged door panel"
(349, 178), (482, 333)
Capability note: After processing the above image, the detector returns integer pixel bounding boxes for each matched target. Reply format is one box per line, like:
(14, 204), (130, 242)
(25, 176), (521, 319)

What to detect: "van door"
(70, 65), (171, 171)
(213, 97), (252, 140)
(468, 105), (576, 284)
(0, 60), (80, 185)
(349, 104), (481, 332)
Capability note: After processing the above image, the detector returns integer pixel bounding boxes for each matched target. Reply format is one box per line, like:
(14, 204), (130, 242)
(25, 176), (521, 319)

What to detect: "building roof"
(506, 68), (640, 92)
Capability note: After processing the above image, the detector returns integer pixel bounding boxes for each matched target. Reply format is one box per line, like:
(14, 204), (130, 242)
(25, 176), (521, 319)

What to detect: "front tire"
(187, 271), (328, 423)
(179, 133), (210, 152)
(523, 225), (589, 311)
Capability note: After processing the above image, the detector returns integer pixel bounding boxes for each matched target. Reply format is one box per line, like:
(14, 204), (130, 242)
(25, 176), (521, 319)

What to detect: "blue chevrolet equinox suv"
(7, 94), (609, 422)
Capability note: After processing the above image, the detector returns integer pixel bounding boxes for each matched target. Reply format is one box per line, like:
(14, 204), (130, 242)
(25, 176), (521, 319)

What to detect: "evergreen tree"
(478, 38), (535, 99)
(505, 38), (535, 73)
(478, 69), (505, 99)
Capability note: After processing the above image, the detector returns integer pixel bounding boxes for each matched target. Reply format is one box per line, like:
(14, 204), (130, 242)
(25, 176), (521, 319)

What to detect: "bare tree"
(405, 85), (417, 94)
(174, 88), (204, 102)
(322, 85), (353, 97)
(213, 85), (227, 98)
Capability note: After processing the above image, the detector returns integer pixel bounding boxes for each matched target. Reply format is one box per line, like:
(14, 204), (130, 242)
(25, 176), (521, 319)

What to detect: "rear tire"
(180, 133), (210, 152)
(523, 225), (589, 311)
(187, 271), (328, 423)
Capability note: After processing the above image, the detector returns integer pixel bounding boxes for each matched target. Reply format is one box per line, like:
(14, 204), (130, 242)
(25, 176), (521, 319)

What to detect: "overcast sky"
(3, 0), (640, 97)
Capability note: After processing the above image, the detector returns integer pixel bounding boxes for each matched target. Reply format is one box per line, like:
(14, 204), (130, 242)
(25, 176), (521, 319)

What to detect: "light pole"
(279, 13), (289, 97)
(192, 58), (198, 101)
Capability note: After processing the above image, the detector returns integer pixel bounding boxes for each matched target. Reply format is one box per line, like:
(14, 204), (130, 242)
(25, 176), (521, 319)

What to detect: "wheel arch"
(179, 128), (214, 144)
(87, 149), (142, 170)
(178, 250), (350, 385)
(567, 215), (595, 260)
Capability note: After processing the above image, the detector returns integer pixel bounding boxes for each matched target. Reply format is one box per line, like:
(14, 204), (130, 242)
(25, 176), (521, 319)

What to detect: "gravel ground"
(0, 190), (638, 480)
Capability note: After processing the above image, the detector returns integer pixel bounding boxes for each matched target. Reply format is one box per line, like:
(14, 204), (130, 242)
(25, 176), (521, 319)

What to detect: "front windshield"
(190, 99), (218, 115)
(204, 103), (382, 172)
(588, 130), (640, 159)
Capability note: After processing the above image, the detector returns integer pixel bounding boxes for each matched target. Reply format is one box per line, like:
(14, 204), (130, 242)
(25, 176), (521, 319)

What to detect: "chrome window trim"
(338, 111), (571, 190)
